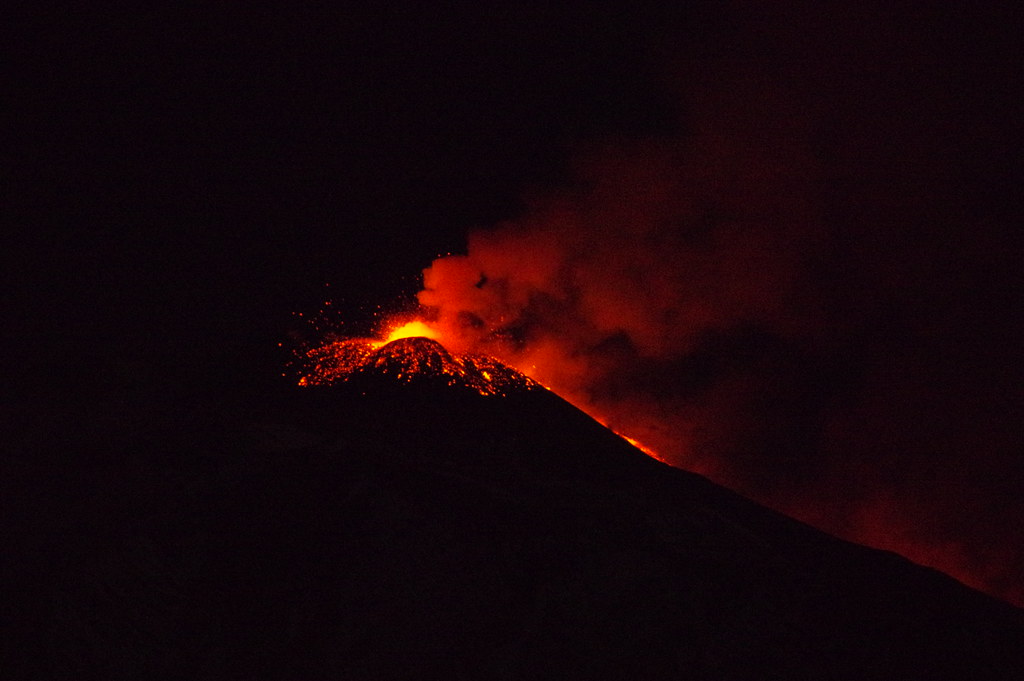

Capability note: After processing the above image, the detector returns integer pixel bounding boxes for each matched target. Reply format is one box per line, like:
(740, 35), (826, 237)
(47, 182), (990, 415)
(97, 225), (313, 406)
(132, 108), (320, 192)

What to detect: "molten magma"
(296, 323), (666, 458)
(381, 320), (441, 344)
(620, 434), (668, 463)
(297, 335), (539, 397)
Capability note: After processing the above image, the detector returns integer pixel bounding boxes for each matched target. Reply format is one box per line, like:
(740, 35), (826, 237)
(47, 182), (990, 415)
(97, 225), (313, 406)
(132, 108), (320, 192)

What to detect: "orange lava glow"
(294, 311), (673, 460)
(381, 319), (441, 344)
(296, 330), (539, 397)
(619, 434), (668, 463)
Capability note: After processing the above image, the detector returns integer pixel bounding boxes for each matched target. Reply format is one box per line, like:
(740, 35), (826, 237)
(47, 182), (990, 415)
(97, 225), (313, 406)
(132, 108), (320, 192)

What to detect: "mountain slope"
(6, 339), (1023, 679)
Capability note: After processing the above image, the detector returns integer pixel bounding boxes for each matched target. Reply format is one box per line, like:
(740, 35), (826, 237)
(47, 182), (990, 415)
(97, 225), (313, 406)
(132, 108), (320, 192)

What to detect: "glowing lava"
(381, 320), (441, 344)
(294, 314), (666, 459)
(297, 335), (539, 397)
(619, 434), (668, 463)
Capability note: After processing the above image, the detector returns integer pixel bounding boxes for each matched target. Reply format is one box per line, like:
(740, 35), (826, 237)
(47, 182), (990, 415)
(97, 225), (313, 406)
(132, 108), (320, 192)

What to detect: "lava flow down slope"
(13, 337), (1024, 680)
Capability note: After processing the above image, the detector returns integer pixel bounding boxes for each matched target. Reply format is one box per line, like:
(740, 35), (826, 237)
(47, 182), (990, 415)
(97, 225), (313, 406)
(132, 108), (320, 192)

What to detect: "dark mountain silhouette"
(302, 336), (541, 396)
(5, 337), (1023, 679)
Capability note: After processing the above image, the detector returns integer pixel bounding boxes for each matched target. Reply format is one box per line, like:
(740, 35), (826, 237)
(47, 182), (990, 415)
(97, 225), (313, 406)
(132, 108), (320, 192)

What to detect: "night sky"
(6, 3), (1023, 604)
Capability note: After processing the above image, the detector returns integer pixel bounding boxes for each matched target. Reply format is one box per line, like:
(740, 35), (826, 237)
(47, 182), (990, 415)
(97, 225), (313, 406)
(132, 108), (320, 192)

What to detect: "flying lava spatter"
(293, 314), (667, 459)
(296, 321), (539, 398)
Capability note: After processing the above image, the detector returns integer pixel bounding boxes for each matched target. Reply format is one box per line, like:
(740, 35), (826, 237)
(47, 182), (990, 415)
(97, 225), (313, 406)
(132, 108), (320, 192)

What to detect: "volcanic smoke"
(311, 127), (1020, 607)
(417, 131), (1022, 606)
(298, 94), (1021, 606)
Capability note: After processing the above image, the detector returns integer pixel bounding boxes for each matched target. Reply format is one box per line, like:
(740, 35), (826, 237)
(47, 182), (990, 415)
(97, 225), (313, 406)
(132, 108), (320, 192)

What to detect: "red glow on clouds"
(412, 139), (824, 477)
(295, 70), (1021, 607)
(396, 133), (1023, 608)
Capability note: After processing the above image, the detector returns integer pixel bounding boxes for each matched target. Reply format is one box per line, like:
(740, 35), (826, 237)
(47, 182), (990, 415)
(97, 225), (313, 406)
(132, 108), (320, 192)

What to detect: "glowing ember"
(293, 312), (669, 460)
(620, 434), (668, 463)
(297, 335), (539, 397)
(381, 319), (441, 344)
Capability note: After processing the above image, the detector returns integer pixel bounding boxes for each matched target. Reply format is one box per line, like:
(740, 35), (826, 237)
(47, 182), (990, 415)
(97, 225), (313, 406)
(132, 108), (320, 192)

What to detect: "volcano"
(8, 337), (1024, 680)
(298, 336), (540, 396)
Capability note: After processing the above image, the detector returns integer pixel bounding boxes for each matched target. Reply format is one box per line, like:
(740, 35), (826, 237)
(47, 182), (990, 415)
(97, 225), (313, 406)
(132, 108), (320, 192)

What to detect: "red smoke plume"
(411, 96), (1023, 606)
(418, 107), (827, 474)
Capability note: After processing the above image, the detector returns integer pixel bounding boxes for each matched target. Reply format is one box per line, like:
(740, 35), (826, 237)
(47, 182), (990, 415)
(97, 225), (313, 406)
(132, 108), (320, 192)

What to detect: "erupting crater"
(297, 335), (540, 397)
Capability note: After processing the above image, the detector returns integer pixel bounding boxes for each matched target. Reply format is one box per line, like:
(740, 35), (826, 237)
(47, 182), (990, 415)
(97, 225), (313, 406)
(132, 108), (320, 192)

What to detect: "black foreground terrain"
(5, 339), (1023, 680)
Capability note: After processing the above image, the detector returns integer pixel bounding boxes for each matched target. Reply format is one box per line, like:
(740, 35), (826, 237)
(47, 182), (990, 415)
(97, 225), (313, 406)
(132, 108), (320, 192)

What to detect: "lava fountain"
(296, 333), (539, 397)
(293, 314), (667, 461)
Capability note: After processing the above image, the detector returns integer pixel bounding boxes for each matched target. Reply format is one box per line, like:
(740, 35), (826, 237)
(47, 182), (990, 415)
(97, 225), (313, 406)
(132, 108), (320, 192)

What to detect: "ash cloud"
(419, 88), (830, 472)
(417, 69), (1024, 605)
